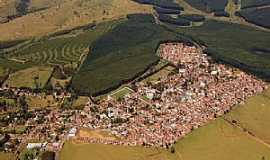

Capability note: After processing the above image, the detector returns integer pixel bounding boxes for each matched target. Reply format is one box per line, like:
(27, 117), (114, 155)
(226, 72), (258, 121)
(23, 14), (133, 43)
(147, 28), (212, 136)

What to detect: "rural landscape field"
(0, 0), (270, 160)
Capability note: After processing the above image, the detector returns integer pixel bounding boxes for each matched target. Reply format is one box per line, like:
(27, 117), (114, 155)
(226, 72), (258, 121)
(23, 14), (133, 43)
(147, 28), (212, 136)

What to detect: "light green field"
(3, 66), (53, 89)
(225, 87), (270, 144)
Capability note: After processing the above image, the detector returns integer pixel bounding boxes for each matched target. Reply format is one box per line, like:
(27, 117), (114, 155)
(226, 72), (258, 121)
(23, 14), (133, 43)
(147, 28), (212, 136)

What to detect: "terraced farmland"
(5, 20), (121, 65)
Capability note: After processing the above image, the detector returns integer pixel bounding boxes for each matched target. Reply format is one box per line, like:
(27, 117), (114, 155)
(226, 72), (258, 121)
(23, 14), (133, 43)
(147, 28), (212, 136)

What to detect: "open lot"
(3, 66), (53, 89)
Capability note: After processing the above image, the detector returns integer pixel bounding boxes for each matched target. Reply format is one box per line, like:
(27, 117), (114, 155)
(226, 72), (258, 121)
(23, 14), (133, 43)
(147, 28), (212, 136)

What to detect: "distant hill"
(0, 0), (152, 41)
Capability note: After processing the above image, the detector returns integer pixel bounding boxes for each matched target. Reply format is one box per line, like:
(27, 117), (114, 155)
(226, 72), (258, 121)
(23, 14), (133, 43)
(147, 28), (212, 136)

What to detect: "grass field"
(3, 66), (53, 89)
(225, 87), (270, 144)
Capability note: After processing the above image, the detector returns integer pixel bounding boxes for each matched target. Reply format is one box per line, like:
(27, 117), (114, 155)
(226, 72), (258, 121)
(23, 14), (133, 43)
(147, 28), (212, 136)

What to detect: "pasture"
(174, 118), (270, 160)
(3, 66), (53, 89)
(225, 87), (270, 144)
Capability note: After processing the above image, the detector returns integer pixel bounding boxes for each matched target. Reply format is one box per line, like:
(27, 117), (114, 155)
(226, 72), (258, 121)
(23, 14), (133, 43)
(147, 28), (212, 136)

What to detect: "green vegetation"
(225, 88), (270, 144)
(3, 66), (53, 89)
(71, 14), (191, 96)
(19, 148), (39, 160)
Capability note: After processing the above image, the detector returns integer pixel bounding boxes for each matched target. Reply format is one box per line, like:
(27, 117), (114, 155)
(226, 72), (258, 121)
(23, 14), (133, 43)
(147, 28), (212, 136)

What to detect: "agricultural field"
(0, 0), (152, 41)
(3, 66), (53, 89)
(4, 20), (121, 66)
(225, 87), (270, 144)
(237, 7), (270, 29)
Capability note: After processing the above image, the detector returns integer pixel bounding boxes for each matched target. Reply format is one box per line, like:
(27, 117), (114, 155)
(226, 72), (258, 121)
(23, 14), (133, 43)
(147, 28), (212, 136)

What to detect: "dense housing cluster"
(69, 43), (266, 148)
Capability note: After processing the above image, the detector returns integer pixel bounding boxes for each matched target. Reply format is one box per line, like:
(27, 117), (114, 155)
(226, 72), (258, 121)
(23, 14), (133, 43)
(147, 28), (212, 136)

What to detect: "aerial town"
(0, 42), (267, 159)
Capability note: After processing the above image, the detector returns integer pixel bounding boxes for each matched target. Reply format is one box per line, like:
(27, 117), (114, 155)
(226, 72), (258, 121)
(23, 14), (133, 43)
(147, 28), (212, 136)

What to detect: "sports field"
(3, 66), (53, 89)
(110, 87), (134, 100)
